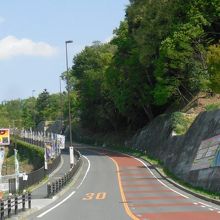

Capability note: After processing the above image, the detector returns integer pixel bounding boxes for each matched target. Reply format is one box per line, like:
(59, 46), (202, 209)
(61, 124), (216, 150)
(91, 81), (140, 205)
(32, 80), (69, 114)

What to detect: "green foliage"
(0, 99), (23, 128)
(22, 97), (36, 129)
(207, 43), (220, 93)
(35, 89), (50, 124)
(15, 139), (44, 169)
(0, 90), (64, 130)
(35, 89), (62, 125)
(70, 42), (120, 131)
(171, 112), (196, 135)
(62, 0), (220, 133)
(2, 0), (220, 134)
(205, 103), (220, 111)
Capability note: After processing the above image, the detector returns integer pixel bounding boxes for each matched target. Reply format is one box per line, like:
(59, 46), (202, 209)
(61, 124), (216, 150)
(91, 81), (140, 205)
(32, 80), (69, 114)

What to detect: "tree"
(207, 43), (220, 93)
(35, 89), (50, 124)
(70, 42), (119, 131)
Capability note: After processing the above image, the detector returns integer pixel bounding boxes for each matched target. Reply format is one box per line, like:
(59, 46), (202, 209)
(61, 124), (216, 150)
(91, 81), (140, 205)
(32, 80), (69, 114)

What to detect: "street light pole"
(65, 40), (73, 148)
(59, 76), (64, 131)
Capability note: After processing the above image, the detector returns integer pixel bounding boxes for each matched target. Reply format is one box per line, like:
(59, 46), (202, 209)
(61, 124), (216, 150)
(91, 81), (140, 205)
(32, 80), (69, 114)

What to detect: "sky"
(0, 0), (129, 102)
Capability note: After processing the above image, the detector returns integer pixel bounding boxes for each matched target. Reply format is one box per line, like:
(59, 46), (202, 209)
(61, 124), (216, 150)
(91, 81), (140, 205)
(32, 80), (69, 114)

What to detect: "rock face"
(129, 110), (220, 192)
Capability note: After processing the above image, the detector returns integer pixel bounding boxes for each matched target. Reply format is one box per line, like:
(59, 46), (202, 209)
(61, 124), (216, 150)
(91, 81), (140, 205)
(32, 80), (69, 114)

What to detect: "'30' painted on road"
(82, 192), (107, 200)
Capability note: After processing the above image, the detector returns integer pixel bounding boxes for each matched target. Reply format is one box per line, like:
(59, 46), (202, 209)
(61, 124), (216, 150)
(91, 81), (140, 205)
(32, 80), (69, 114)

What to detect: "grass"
(1, 147), (35, 175)
(205, 103), (220, 111)
(171, 112), (197, 135)
(2, 139), (44, 175)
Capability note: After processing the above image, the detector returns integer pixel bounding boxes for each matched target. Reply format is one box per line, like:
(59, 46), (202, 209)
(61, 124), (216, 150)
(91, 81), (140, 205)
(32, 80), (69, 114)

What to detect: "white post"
(69, 146), (74, 167)
(14, 149), (19, 190)
(44, 146), (48, 170)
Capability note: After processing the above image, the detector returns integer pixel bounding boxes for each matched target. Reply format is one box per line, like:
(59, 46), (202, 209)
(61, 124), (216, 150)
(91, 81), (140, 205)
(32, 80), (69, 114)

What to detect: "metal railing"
(47, 150), (82, 197)
(0, 192), (31, 219)
(19, 154), (61, 192)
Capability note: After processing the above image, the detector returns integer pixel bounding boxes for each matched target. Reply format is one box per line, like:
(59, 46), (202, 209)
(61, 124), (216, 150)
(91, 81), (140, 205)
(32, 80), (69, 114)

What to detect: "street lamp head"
(65, 40), (73, 44)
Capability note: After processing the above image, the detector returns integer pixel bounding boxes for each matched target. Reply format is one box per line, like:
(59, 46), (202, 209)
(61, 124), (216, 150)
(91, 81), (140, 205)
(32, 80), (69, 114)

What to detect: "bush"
(171, 112), (196, 135)
(205, 103), (220, 111)
(13, 139), (44, 170)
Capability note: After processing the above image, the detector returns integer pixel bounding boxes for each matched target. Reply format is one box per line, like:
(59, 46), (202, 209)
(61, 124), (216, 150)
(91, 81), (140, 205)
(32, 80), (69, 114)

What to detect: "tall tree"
(70, 42), (120, 131)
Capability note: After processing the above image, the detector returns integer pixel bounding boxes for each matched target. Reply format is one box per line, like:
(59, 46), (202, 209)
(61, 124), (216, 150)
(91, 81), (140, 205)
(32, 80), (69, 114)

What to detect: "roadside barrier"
(0, 192), (31, 219)
(19, 154), (61, 192)
(47, 150), (82, 198)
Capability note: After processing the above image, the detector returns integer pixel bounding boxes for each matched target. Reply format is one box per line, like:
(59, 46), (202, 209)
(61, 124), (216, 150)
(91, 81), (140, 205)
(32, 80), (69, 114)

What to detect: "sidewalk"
(11, 151), (74, 219)
(31, 150), (71, 199)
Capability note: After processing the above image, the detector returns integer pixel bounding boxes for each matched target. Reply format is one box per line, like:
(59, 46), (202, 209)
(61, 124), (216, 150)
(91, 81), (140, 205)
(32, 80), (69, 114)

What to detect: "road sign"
(0, 129), (10, 145)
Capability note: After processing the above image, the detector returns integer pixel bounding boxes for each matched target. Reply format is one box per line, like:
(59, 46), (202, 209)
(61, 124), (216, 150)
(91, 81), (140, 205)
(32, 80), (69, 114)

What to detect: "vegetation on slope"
(1, 139), (44, 175)
(0, 0), (219, 138)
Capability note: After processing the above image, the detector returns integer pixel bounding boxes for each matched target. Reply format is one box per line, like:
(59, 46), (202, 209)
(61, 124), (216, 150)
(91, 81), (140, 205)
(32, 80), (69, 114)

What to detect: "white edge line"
(37, 191), (76, 218)
(198, 202), (212, 207)
(76, 156), (91, 189)
(134, 157), (189, 199)
(111, 150), (189, 199)
(37, 155), (90, 218)
(116, 150), (220, 210)
(198, 201), (220, 211)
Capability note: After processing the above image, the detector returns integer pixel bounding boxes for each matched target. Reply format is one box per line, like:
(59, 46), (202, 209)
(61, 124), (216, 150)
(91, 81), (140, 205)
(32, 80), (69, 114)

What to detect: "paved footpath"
(11, 150), (74, 219)
(31, 150), (71, 199)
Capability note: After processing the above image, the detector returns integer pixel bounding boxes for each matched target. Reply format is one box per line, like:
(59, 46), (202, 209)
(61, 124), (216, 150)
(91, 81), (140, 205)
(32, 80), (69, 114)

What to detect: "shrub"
(12, 139), (44, 170)
(205, 103), (220, 111)
(171, 112), (196, 135)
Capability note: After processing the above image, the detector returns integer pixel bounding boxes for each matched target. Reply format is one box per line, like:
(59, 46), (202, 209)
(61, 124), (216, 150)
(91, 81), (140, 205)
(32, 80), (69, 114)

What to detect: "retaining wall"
(129, 110), (220, 192)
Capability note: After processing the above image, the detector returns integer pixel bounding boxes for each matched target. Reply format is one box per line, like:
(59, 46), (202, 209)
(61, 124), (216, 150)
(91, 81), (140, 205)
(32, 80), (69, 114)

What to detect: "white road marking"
(103, 149), (189, 199)
(133, 157), (189, 199)
(37, 155), (90, 218)
(76, 156), (91, 189)
(198, 202), (212, 207)
(198, 201), (220, 211)
(103, 149), (220, 212)
(37, 191), (76, 218)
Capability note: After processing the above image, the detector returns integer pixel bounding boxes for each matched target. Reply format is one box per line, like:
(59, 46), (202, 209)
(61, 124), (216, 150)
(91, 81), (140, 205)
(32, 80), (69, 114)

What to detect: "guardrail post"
(0, 200), (4, 220)
(47, 183), (51, 197)
(22, 194), (25, 211)
(7, 196), (11, 218)
(52, 182), (55, 195)
(15, 195), (18, 214)
(64, 173), (67, 185)
(61, 176), (64, 187)
(59, 178), (62, 190)
(56, 180), (59, 192)
(28, 192), (31, 209)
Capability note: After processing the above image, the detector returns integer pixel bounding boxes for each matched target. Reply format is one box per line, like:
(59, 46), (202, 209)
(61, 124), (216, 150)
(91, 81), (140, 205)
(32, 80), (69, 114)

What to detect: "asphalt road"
(28, 147), (220, 220)
(29, 148), (130, 220)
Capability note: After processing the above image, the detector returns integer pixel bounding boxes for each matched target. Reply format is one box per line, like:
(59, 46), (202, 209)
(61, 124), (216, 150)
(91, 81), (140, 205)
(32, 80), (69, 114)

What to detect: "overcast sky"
(0, 0), (129, 102)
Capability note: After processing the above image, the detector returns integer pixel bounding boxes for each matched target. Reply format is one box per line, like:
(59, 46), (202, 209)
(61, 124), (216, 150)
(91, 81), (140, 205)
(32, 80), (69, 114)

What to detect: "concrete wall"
(129, 110), (220, 192)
